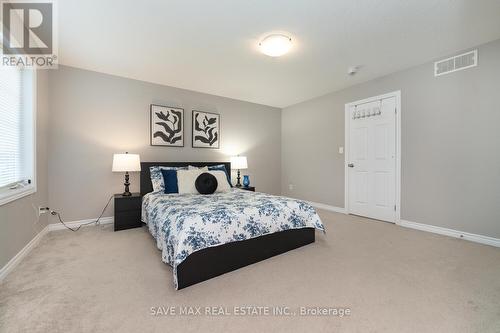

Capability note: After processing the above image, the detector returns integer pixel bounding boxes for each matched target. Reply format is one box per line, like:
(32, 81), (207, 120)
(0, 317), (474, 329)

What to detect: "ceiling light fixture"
(259, 34), (292, 57)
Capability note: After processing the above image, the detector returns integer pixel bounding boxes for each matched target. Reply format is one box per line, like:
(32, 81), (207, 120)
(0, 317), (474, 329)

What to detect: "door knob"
(348, 163), (354, 168)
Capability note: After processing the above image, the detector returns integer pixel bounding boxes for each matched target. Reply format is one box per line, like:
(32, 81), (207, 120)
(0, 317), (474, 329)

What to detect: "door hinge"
(394, 107), (397, 114)
(394, 205), (397, 211)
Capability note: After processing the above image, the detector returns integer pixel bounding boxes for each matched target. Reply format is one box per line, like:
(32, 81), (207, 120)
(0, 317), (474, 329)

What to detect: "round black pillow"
(195, 172), (218, 194)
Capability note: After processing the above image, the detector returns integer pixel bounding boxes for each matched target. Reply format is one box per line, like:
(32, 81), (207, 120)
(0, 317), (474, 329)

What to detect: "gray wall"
(0, 70), (50, 268)
(47, 66), (281, 222)
(282, 39), (500, 238)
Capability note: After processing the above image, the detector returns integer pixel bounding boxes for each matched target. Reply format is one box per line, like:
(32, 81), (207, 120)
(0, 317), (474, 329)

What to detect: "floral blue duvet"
(141, 188), (325, 289)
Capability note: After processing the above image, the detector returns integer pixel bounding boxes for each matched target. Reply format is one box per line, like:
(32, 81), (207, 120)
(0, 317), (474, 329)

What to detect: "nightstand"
(238, 186), (255, 192)
(114, 193), (142, 231)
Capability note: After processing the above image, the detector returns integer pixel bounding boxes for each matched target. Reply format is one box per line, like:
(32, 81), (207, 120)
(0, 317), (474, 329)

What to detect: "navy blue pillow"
(161, 169), (179, 194)
(208, 165), (232, 187)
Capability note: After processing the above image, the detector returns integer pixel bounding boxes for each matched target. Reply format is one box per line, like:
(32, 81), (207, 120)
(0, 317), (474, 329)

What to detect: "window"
(0, 68), (36, 205)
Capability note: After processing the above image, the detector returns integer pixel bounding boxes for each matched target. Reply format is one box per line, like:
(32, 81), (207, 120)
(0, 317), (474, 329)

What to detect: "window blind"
(0, 67), (25, 188)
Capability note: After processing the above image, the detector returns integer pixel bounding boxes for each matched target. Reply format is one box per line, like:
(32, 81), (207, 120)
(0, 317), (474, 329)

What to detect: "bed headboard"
(140, 162), (231, 196)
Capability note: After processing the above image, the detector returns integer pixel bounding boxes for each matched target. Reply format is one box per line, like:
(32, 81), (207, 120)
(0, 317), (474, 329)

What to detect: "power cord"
(51, 195), (114, 232)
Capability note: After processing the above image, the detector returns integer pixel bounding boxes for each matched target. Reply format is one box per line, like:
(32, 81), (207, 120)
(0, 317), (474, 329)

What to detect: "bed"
(140, 162), (325, 289)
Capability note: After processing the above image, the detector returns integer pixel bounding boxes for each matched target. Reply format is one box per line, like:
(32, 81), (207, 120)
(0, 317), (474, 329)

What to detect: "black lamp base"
(235, 169), (242, 187)
(122, 172), (132, 196)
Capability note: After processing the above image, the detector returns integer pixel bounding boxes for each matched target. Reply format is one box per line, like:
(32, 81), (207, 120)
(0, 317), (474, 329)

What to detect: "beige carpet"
(1, 210), (499, 333)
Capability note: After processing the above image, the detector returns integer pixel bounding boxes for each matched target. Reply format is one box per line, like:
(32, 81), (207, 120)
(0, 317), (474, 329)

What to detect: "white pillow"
(209, 171), (231, 192)
(177, 169), (231, 194)
(177, 169), (205, 194)
(188, 165), (208, 171)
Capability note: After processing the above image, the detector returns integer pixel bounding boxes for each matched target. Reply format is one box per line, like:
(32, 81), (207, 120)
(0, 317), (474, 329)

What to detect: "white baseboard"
(48, 216), (114, 231)
(398, 219), (500, 248)
(0, 216), (114, 282)
(0, 225), (49, 282)
(307, 201), (347, 214)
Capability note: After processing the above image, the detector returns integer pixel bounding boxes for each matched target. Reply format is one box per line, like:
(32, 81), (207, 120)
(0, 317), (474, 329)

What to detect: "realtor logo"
(1, 0), (57, 68)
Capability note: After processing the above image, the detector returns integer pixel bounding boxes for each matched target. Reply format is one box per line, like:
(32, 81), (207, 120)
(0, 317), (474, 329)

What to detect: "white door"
(347, 96), (397, 222)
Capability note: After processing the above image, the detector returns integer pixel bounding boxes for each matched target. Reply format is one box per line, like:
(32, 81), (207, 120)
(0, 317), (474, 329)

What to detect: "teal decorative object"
(243, 175), (250, 187)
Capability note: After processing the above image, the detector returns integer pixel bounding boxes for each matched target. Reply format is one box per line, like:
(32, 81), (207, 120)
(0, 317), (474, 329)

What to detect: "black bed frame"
(140, 162), (315, 289)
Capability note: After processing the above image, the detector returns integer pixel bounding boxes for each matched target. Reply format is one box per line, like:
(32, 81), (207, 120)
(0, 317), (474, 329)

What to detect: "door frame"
(344, 90), (401, 223)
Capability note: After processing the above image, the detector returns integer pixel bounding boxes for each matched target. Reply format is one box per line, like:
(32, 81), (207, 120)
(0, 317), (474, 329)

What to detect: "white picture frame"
(192, 110), (220, 149)
(150, 104), (184, 147)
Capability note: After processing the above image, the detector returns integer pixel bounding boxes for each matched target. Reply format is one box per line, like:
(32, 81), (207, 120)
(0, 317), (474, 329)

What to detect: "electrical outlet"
(38, 206), (50, 216)
(288, 184), (295, 191)
(338, 146), (344, 154)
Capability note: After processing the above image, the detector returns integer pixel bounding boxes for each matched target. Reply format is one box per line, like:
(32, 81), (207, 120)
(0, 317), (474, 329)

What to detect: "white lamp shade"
(230, 156), (248, 170)
(112, 153), (141, 172)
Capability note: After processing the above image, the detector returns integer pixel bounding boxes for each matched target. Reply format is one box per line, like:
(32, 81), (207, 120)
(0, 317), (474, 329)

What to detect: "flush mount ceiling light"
(259, 34), (292, 57)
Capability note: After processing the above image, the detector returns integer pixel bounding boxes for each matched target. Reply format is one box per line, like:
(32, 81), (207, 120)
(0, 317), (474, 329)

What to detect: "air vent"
(434, 50), (478, 77)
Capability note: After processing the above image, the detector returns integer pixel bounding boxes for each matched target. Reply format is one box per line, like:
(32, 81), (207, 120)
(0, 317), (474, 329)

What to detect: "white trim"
(281, 194), (347, 214)
(32, 70), (38, 196)
(0, 216), (114, 282)
(395, 91), (401, 223)
(0, 186), (36, 206)
(0, 70), (37, 207)
(0, 225), (49, 282)
(344, 107), (349, 218)
(48, 216), (114, 231)
(344, 90), (402, 223)
(307, 201), (346, 214)
(398, 219), (500, 248)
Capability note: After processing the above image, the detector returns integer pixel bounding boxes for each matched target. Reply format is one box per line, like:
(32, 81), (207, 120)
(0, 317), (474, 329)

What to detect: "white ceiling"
(58, 0), (500, 108)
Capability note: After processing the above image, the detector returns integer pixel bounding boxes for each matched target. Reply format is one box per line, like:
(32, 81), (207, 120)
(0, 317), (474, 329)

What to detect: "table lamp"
(112, 152), (141, 196)
(230, 156), (248, 187)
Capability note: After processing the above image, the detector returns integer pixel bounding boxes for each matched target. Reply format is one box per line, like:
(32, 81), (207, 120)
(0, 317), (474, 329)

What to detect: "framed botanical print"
(192, 110), (220, 149)
(150, 104), (184, 147)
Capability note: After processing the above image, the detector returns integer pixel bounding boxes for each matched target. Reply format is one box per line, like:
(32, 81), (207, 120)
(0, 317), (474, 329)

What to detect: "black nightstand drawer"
(114, 193), (142, 231)
(114, 210), (142, 231)
(115, 196), (141, 212)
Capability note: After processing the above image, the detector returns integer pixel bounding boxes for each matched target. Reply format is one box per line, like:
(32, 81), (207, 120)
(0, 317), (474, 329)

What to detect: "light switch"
(338, 147), (344, 154)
